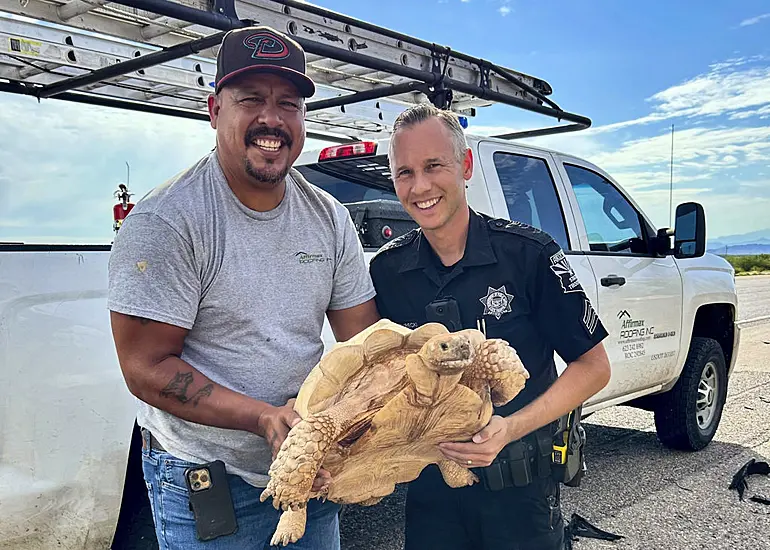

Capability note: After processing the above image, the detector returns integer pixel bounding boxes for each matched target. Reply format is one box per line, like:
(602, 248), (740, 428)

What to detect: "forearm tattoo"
(159, 372), (213, 407)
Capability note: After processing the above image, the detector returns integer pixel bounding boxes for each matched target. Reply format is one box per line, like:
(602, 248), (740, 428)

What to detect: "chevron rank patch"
(583, 298), (599, 336)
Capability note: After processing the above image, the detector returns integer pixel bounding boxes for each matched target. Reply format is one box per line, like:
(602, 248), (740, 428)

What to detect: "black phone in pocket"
(425, 297), (463, 331)
(184, 460), (238, 541)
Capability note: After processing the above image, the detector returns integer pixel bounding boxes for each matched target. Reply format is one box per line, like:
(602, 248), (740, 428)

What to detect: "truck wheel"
(654, 337), (727, 451)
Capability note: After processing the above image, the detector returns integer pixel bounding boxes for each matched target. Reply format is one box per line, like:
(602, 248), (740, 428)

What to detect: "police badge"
(479, 285), (514, 320)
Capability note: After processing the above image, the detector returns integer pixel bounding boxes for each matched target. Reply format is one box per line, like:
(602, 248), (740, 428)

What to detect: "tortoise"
(259, 318), (529, 546)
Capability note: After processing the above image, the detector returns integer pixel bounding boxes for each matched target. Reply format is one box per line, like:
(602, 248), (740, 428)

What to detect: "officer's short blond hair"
(389, 103), (469, 170)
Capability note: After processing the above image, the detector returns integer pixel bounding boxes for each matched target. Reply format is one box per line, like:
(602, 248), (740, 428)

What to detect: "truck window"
(564, 164), (649, 255)
(492, 152), (570, 250)
(295, 154), (418, 249)
(295, 155), (398, 203)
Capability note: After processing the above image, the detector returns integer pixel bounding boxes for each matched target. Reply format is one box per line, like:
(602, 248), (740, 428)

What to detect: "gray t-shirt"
(107, 150), (375, 487)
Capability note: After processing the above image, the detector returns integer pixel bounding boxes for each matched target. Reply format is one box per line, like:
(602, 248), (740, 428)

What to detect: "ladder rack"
(0, 0), (592, 142)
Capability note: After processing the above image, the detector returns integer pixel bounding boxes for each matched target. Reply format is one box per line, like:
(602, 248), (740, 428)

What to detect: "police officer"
(369, 103), (612, 550)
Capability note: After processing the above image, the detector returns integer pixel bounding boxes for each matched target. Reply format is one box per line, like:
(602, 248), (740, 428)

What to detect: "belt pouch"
(506, 442), (532, 487)
(534, 430), (553, 478)
(481, 461), (506, 491)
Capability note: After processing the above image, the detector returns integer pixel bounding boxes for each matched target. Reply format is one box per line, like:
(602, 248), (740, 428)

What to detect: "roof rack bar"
(490, 63), (560, 111)
(439, 77), (591, 128)
(307, 81), (423, 112)
(111, 0), (246, 32)
(1, 78), (211, 118)
(491, 123), (588, 140)
(58, 0), (110, 20)
(0, 79), (354, 143)
(37, 30), (227, 98)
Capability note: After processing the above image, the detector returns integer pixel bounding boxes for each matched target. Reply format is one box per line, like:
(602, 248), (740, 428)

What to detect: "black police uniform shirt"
(368, 208), (609, 416)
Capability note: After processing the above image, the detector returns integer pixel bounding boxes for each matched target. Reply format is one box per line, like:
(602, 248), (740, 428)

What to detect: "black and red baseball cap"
(214, 25), (316, 97)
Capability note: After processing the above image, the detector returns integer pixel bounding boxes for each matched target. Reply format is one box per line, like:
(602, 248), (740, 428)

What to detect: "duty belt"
(476, 426), (554, 491)
(141, 428), (166, 452)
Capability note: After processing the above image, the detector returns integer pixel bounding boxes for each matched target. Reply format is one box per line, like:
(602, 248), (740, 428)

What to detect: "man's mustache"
(245, 126), (292, 148)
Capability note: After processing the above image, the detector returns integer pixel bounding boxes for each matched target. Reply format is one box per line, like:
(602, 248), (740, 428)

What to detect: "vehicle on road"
(0, 1), (740, 548)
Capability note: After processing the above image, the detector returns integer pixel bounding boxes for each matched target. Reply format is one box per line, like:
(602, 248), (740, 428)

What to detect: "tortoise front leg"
(260, 402), (357, 512)
(463, 338), (529, 406)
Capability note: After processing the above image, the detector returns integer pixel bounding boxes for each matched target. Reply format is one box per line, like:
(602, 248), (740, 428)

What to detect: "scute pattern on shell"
(259, 319), (529, 546)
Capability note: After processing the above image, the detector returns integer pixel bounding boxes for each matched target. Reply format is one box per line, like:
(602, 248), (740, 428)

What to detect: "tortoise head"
(418, 332), (475, 375)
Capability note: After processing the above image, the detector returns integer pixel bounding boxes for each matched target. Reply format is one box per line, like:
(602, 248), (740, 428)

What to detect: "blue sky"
(1, 0), (769, 244)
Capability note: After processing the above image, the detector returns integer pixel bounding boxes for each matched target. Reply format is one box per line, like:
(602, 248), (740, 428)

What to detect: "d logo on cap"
(214, 25), (316, 97)
(243, 32), (290, 59)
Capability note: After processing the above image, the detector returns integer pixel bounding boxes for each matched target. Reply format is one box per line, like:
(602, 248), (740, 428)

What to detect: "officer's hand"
(438, 415), (513, 468)
(257, 398), (332, 493)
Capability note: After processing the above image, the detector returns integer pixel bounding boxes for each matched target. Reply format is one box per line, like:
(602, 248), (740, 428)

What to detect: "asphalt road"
(736, 275), (770, 322)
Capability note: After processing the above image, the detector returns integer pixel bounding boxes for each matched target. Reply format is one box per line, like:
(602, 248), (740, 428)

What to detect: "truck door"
(556, 158), (684, 401)
(477, 141), (600, 379)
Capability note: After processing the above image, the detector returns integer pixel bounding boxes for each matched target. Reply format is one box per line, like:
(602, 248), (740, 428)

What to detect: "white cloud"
(739, 13), (770, 26)
(583, 57), (770, 135)
(590, 126), (770, 170)
(729, 104), (770, 120)
(499, 6), (511, 15)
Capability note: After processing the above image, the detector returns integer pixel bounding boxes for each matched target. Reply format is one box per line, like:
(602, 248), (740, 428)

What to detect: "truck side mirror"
(674, 202), (706, 258)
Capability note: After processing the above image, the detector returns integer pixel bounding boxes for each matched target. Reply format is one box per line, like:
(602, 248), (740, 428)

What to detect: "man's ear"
(463, 147), (473, 182)
(207, 93), (220, 129)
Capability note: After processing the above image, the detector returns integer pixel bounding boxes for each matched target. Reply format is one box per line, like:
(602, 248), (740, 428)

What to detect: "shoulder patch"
(487, 218), (554, 247)
(371, 228), (420, 259)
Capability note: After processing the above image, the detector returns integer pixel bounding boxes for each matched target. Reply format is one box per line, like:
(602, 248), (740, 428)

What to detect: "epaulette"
(371, 228), (420, 260)
(487, 218), (554, 247)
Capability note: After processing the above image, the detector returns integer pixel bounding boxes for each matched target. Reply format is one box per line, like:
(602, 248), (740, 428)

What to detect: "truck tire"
(654, 337), (727, 451)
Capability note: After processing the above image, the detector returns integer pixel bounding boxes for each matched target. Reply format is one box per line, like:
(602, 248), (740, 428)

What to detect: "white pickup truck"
(0, 134), (739, 550)
(0, 0), (740, 547)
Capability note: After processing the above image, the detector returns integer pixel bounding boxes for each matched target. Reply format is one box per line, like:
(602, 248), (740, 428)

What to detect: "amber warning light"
(318, 141), (377, 161)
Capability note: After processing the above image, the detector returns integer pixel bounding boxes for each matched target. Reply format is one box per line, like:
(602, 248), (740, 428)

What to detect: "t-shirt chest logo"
(294, 251), (332, 265)
(479, 285), (514, 320)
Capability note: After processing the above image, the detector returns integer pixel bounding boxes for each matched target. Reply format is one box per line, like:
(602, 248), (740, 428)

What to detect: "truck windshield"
(295, 154), (398, 203)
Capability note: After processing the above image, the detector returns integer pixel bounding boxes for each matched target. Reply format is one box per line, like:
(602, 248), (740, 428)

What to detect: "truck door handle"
(601, 276), (626, 287)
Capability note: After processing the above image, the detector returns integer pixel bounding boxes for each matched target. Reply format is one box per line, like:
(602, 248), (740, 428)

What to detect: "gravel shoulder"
(556, 322), (770, 550)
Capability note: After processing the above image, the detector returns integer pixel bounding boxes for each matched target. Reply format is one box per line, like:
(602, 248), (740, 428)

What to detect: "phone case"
(184, 460), (238, 541)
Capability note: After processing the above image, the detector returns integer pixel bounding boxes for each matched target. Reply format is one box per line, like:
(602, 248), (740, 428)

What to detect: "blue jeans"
(140, 437), (341, 549)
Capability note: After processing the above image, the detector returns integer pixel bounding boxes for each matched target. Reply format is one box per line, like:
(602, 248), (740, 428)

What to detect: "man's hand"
(256, 398), (301, 459)
(438, 415), (513, 468)
(256, 399), (332, 493)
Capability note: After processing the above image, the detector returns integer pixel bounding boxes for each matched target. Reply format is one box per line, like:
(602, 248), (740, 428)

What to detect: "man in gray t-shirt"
(108, 25), (380, 550)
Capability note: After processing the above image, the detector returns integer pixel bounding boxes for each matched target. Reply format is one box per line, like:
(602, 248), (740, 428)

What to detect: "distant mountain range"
(707, 229), (770, 255)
